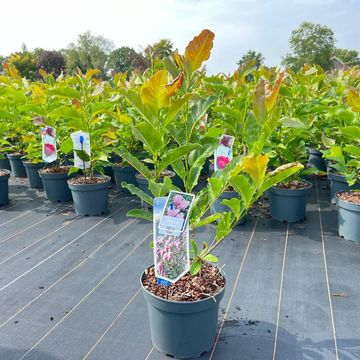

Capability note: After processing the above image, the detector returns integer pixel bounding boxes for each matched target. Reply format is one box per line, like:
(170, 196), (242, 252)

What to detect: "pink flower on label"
(176, 212), (185, 219)
(167, 208), (179, 217)
(44, 143), (55, 156)
(178, 199), (189, 210)
(216, 155), (230, 169)
(173, 195), (184, 208)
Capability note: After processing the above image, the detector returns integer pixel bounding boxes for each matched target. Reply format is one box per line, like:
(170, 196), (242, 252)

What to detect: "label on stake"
(214, 134), (235, 171)
(70, 131), (90, 169)
(41, 126), (57, 163)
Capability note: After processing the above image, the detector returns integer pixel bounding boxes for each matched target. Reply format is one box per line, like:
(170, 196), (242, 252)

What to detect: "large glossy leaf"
(126, 209), (152, 222)
(193, 213), (221, 228)
(260, 162), (304, 193)
(119, 152), (152, 179)
(120, 90), (154, 124)
(241, 155), (269, 188)
(140, 70), (169, 110)
(347, 88), (360, 112)
(343, 145), (360, 157)
(265, 72), (284, 111)
(216, 212), (233, 241)
(121, 182), (153, 205)
(229, 175), (254, 208)
(208, 178), (223, 201)
(341, 126), (360, 142)
(253, 78), (267, 123)
(166, 72), (184, 96)
(48, 87), (81, 100)
(221, 197), (242, 218)
(184, 29), (215, 73)
(148, 176), (174, 198)
(133, 122), (164, 156)
(164, 94), (192, 127)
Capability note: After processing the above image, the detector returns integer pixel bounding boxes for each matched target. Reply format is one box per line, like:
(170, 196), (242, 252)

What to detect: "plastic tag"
(157, 278), (172, 287)
(70, 131), (90, 169)
(214, 134), (235, 171)
(41, 126), (57, 163)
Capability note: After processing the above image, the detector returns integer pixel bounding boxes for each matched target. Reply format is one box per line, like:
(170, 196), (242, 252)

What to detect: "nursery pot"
(112, 165), (138, 192)
(141, 269), (226, 359)
(328, 171), (360, 205)
(23, 161), (45, 189)
(0, 170), (11, 206)
(39, 171), (72, 202)
(0, 157), (11, 171)
(68, 176), (111, 216)
(136, 172), (175, 197)
(336, 191), (360, 242)
(307, 148), (327, 172)
(210, 191), (246, 225)
(269, 181), (312, 223)
(7, 153), (27, 177)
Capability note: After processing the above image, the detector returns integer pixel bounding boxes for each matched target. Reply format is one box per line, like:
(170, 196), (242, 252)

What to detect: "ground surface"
(0, 176), (359, 360)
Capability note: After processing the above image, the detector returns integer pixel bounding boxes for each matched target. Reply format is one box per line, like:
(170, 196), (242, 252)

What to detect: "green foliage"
(333, 49), (360, 67)
(237, 50), (264, 69)
(8, 51), (38, 81)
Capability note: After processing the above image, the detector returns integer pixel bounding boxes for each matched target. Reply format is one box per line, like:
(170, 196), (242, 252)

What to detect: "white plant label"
(41, 126), (57, 163)
(214, 134), (235, 171)
(70, 131), (90, 169)
(154, 196), (191, 284)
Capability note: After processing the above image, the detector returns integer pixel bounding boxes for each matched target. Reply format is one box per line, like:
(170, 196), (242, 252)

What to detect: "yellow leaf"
(140, 70), (169, 110)
(241, 155), (269, 187)
(3, 63), (21, 79)
(117, 109), (133, 124)
(185, 29), (215, 73)
(39, 69), (49, 79)
(86, 69), (101, 79)
(347, 88), (360, 112)
(265, 72), (285, 111)
(166, 72), (184, 96)
(103, 131), (117, 140)
(173, 50), (185, 71)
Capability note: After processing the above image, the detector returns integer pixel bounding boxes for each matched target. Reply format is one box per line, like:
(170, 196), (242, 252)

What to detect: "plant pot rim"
(307, 148), (324, 155)
(272, 179), (313, 191)
(0, 169), (11, 177)
(336, 191), (360, 208)
(7, 153), (25, 158)
(136, 171), (175, 180)
(39, 166), (69, 174)
(140, 265), (226, 305)
(67, 174), (111, 185)
(22, 160), (45, 166)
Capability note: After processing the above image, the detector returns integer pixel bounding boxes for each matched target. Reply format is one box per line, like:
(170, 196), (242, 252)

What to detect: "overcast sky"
(1, 0), (359, 74)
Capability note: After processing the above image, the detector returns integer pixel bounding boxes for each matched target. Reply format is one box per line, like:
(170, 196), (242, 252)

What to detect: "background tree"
(144, 39), (173, 69)
(333, 48), (360, 66)
(282, 22), (335, 71)
(65, 31), (114, 75)
(7, 51), (38, 80)
(37, 50), (66, 77)
(237, 50), (264, 69)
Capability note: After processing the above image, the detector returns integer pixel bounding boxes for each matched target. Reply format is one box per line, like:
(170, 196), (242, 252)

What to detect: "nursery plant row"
(0, 29), (359, 358)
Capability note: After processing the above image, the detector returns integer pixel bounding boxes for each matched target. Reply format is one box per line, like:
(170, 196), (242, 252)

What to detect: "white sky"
(1, 0), (359, 74)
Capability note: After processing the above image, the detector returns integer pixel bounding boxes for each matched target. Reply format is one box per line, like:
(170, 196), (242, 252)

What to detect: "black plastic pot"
(328, 171), (360, 205)
(7, 154), (27, 177)
(336, 191), (360, 242)
(0, 170), (11, 206)
(269, 181), (312, 223)
(0, 157), (11, 171)
(23, 161), (45, 189)
(112, 165), (138, 192)
(210, 191), (246, 225)
(307, 148), (327, 172)
(68, 176), (111, 216)
(141, 268), (226, 359)
(39, 171), (72, 202)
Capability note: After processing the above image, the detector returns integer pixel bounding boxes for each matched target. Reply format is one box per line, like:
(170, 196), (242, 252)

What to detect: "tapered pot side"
(336, 191), (360, 242)
(307, 148), (327, 172)
(67, 176), (111, 216)
(112, 165), (138, 192)
(0, 170), (11, 206)
(269, 181), (312, 223)
(7, 154), (27, 178)
(0, 158), (11, 171)
(140, 267), (226, 359)
(23, 161), (45, 189)
(39, 171), (73, 202)
(328, 171), (360, 205)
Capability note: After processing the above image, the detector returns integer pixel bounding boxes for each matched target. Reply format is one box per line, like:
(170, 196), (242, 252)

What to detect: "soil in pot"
(336, 191), (360, 242)
(39, 166), (72, 202)
(141, 263), (226, 359)
(23, 161), (45, 189)
(7, 153), (27, 177)
(269, 180), (312, 223)
(67, 175), (111, 216)
(328, 171), (360, 204)
(0, 169), (11, 206)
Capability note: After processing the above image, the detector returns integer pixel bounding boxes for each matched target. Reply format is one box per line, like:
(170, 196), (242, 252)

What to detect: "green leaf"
(121, 182), (154, 206)
(133, 122), (164, 156)
(163, 95), (192, 126)
(193, 213), (221, 228)
(48, 87), (81, 100)
(208, 177), (223, 201)
(341, 126), (360, 143)
(189, 259), (202, 276)
(68, 166), (79, 176)
(229, 175), (254, 208)
(91, 101), (113, 115)
(75, 149), (90, 162)
(119, 152), (152, 180)
(126, 209), (152, 221)
(203, 254), (219, 263)
(59, 137), (73, 154)
(148, 176), (175, 197)
(191, 240), (198, 256)
(221, 197), (242, 217)
(216, 212), (233, 241)
(281, 117), (307, 129)
(343, 145), (360, 157)
(253, 78), (267, 123)
(321, 133), (335, 148)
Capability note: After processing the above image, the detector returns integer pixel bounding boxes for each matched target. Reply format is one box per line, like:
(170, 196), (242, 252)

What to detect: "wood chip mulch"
(142, 262), (225, 302)
(39, 166), (70, 174)
(0, 169), (10, 177)
(68, 176), (109, 185)
(275, 180), (311, 190)
(337, 191), (360, 205)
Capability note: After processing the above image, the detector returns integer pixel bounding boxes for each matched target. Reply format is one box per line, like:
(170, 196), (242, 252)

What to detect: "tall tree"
(144, 39), (173, 68)
(282, 22), (335, 71)
(333, 48), (360, 66)
(37, 50), (66, 77)
(237, 50), (264, 69)
(7, 51), (38, 80)
(65, 31), (114, 74)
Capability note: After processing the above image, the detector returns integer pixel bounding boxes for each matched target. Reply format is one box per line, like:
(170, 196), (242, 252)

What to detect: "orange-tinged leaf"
(86, 69), (101, 79)
(253, 78), (267, 123)
(140, 70), (169, 110)
(265, 72), (285, 111)
(3, 63), (21, 79)
(173, 50), (185, 71)
(347, 88), (360, 112)
(185, 29), (215, 73)
(241, 155), (269, 187)
(166, 72), (184, 96)
(39, 69), (49, 79)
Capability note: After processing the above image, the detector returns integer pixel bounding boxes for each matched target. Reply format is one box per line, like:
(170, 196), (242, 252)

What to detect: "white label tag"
(41, 126), (57, 163)
(214, 134), (235, 171)
(70, 131), (90, 169)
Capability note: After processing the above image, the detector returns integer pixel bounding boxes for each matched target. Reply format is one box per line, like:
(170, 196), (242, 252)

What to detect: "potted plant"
(124, 30), (303, 358)
(0, 169), (11, 206)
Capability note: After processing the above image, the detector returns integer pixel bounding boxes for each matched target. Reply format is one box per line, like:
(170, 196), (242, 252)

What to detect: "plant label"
(41, 126), (57, 163)
(71, 131), (90, 169)
(214, 134), (235, 171)
(154, 197), (190, 284)
(158, 191), (195, 235)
